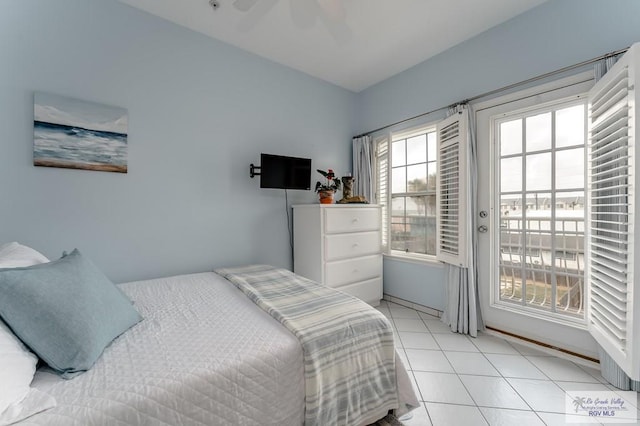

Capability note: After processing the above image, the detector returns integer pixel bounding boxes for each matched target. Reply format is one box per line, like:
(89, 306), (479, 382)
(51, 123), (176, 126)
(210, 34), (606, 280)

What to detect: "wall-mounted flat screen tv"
(260, 153), (312, 190)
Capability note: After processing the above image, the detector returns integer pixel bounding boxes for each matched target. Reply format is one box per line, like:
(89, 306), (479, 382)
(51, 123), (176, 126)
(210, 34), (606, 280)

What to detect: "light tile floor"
(376, 300), (639, 426)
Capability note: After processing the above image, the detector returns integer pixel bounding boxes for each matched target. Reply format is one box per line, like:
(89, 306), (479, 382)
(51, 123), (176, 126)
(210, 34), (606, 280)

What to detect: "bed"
(2, 255), (418, 425)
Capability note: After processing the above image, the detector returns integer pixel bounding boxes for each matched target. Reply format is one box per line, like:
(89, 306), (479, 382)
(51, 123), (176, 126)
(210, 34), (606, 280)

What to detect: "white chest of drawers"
(292, 204), (382, 306)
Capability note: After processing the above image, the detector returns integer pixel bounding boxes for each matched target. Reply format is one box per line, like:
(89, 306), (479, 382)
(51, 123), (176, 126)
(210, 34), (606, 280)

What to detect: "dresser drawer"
(325, 231), (381, 261)
(336, 277), (383, 306)
(324, 208), (380, 234)
(325, 255), (382, 287)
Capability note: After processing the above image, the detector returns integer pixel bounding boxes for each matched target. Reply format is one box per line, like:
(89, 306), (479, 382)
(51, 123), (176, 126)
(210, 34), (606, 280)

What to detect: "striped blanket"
(215, 265), (398, 426)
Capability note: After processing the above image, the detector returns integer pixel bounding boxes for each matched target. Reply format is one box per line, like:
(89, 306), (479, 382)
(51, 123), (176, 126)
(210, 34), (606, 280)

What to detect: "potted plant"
(315, 169), (341, 204)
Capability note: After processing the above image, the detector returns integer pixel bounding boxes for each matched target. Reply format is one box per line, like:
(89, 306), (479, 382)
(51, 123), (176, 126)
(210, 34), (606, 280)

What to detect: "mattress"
(21, 272), (305, 425)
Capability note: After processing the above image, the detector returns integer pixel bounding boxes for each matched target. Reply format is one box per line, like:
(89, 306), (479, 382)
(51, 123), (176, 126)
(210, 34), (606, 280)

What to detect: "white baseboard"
(382, 294), (443, 319)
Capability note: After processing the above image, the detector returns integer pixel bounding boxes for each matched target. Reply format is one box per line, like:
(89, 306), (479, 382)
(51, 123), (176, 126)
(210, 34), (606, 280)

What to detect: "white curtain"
(352, 135), (374, 203)
(593, 54), (639, 390)
(441, 105), (484, 337)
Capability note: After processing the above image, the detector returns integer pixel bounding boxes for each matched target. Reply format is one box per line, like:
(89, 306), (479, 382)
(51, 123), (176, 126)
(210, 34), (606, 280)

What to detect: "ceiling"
(118, 0), (548, 92)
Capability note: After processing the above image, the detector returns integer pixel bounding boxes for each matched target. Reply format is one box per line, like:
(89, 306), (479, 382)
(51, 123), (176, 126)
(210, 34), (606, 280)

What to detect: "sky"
(499, 103), (585, 195)
(34, 92), (128, 134)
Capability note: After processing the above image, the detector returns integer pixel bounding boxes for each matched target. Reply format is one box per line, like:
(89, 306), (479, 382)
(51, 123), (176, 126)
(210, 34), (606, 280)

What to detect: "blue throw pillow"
(0, 249), (141, 378)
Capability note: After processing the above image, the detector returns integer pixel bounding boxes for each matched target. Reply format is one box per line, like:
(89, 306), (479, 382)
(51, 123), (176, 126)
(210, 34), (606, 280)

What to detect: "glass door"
(496, 102), (586, 320)
(475, 75), (599, 357)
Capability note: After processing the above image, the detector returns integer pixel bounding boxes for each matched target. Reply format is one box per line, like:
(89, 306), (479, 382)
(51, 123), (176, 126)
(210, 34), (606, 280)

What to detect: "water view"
(33, 92), (128, 173)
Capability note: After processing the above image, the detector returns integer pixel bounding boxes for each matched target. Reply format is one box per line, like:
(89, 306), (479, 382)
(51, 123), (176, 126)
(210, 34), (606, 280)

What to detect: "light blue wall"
(5, 0), (640, 305)
(361, 0), (640, 310)
(357, 0), (640, 134)
(0, 0), (357, 283)
(383, 258), (445, 310)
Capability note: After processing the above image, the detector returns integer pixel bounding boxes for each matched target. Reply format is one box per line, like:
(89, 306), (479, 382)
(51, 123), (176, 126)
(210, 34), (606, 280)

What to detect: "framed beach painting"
(34, 92), (128, 173)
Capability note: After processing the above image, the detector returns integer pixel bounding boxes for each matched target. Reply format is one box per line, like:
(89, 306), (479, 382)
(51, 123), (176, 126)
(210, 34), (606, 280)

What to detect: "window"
(378, 126), (438, 259)
(496, 100), (587, 319)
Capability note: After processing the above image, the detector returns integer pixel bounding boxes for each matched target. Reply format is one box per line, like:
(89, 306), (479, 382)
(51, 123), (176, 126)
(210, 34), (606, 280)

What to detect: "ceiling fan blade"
(233, 0), (259, 12)
(319, 11), (352, 44)
(237, 0), (279, 32)
(289, 0), (317, 29)
(317, 0), (344, 22)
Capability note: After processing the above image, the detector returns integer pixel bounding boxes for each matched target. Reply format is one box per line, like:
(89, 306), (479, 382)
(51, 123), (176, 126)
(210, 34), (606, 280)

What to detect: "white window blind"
(436, 111), (469, 267)
(587, 42), (640, 380)
(376, 137), (389, 249)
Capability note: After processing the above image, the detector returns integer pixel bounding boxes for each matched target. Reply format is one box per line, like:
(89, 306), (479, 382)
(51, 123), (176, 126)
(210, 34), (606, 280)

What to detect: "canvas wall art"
(34, 92), (128, 173)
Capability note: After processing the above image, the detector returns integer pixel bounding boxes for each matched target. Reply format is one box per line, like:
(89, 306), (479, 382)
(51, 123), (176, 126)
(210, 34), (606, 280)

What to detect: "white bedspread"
(21, 272), (305, 425)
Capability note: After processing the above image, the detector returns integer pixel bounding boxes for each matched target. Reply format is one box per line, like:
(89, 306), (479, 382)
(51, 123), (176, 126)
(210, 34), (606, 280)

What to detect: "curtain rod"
(355, 46), (629, 139)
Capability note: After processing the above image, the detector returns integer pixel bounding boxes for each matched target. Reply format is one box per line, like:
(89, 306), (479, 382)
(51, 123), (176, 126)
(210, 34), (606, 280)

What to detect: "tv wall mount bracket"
(249, 164), (261, 178)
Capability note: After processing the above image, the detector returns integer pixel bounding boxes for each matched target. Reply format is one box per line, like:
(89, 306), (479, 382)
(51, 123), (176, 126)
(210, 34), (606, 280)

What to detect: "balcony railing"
(498, 215), (585, 318)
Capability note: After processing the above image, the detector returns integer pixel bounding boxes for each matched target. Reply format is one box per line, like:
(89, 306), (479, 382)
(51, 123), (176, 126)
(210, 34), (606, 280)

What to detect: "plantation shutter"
(436, 111), (469, 267)
(375, 137), (389, 249)
(587, 43), (640, 380)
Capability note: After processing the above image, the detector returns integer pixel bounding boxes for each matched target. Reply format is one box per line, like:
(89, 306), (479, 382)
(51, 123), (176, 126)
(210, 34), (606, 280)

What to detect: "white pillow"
(0, 242), (49, 268)
(0, 243), (56, 424)
(0, 320), (38, 416)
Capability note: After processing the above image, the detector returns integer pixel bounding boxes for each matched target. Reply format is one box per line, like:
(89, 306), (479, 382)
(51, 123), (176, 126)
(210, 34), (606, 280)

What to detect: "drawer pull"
(352, 269), (359, 273)
(352, 243), (359, 248)
(352, 218), (359, 223)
